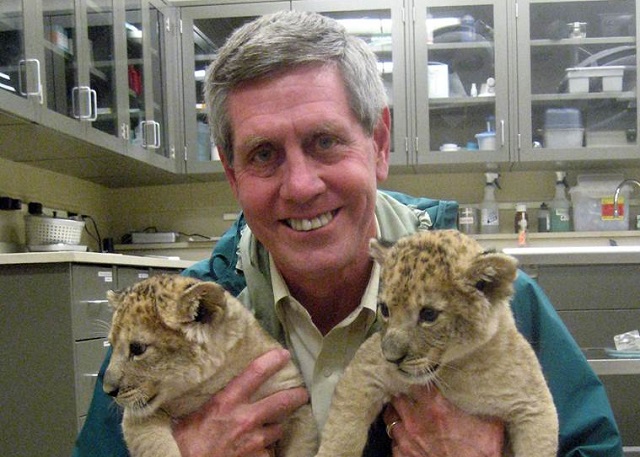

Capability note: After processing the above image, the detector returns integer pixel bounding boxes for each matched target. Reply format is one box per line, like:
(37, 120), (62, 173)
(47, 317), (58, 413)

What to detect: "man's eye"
(316, 135), (337, 151)
(252, 147), (275, 164)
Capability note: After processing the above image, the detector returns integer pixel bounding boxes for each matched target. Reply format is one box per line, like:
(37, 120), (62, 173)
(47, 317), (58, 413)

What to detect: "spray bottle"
(480, 172), (501, 234)
(550, 171), (571, 232)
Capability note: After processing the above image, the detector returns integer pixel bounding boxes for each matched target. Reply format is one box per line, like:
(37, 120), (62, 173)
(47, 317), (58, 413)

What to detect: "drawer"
(71, 265), (115, 340)
(75, 338), (110, 418)
(117, 266), (151, 289)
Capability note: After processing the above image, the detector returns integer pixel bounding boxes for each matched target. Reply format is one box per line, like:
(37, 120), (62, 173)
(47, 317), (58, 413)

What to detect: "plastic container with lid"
(544, 108), (583, 149)
(569, 174), (629, 231)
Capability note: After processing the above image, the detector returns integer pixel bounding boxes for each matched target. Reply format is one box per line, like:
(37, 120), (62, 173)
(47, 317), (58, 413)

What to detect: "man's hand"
(172, 348), (310, 457)
(383, 385), (504, 457)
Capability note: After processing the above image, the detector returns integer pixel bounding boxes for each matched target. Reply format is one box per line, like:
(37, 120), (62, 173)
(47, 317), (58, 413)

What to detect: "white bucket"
(428, 62), (449, 98)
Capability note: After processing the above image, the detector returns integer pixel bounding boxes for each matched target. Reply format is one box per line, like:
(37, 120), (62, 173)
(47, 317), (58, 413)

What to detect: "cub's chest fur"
(103, 274), (317, 457)
(315, 230), (558, 457)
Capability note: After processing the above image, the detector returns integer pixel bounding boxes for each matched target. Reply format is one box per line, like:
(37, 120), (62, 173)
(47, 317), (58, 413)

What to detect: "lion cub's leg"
(316, 334), (396, 457)
(277, 403), (318, 457)
(123, 412), (180, 457)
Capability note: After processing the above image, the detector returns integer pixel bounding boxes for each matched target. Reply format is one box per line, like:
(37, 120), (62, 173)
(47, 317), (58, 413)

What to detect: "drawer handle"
(82, 373), (99, 378)
(80, 300), (109, 305)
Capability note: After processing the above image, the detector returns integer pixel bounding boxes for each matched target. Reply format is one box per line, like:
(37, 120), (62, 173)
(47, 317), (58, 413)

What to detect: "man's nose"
(279, 150), (326, 201)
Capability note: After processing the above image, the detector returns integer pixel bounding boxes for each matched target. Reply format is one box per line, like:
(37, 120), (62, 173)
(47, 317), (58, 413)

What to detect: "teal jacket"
(73, 190), (622, 457)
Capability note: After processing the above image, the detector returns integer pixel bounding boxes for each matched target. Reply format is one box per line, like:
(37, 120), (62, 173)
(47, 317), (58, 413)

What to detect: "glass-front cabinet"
(0, 0), (181, 181)
(413, 0), (511, 167)
(181, 1), (407, 173)
(517, 0), (638, 164)
(0, 1), (39, 119)
(295, 0), (408, 166)
(181, 2), (289, 174)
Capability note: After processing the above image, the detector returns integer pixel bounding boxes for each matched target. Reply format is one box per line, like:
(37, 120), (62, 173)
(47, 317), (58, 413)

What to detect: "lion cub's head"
(103, 275), (228, 418)
(370, 230), (517, 383)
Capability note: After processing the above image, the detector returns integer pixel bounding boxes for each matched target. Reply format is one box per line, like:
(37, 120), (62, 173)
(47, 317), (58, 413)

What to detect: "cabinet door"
(84, 0), (119, 138)
(70, 265), (115, 341)
(0, 0), (39, 118)
(74, 338), (110, 426)
(294, 0), (408, 166)
(414, 0), (511, 168)
(180, 2), (291, 175)
(517, 0), (638, 165)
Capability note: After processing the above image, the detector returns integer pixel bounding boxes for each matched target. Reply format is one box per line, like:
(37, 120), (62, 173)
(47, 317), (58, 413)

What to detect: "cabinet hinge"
(184, 146), (188, 161)
(414, 137), (419, 154)
(169, 145), (176, 159)
(165, 17), (171, 32)
(517, 133), (522, 150)
(179, 19), (183, 35)
(515, 1), (519, 19)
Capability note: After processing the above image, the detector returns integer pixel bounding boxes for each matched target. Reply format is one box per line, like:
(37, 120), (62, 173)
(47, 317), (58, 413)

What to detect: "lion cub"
(316, 230), (558, 457)
(103, 274), (317, 457)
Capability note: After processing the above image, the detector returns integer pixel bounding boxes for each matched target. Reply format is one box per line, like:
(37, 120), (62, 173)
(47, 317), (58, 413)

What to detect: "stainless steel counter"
(503, 245), (640, 265)
(584, 348), (640, 376)
(0, 251), (195, 269)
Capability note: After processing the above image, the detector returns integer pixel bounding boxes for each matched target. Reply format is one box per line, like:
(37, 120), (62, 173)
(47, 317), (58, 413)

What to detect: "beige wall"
(2, 156), (639, 250)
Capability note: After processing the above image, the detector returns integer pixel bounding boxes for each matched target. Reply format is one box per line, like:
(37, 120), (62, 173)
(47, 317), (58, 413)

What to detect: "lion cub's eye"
(419, 307), (440, 324)
(378, 302), (390, 318)
(130, 342), (148, 357)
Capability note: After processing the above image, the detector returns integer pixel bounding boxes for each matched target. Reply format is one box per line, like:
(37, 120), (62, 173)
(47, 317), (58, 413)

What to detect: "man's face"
(222, 63), (390, 279)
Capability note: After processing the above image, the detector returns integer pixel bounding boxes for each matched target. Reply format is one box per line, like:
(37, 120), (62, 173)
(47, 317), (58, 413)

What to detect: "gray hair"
(204, 10), (387, 163)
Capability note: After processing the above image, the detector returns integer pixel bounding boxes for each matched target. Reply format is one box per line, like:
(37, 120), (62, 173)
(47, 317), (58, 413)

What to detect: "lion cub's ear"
(107, 289), (124, 310)
(369, 238), (395, 265)
(160, 281), (227, 330)
(465, 252), (518, 304)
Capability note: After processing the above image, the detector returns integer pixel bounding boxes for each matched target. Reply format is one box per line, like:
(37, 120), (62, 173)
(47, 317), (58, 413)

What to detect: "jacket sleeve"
(511, 271), (623, 457)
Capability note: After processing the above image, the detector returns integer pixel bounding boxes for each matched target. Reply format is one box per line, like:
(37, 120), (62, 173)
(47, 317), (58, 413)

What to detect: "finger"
(252, 387), (310, 425)
(222, 349), (292, 404)
(238, 423), (284, 455)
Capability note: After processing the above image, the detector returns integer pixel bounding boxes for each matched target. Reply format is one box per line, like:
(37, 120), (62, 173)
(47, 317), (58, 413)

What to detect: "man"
(74, 11), (621, 457)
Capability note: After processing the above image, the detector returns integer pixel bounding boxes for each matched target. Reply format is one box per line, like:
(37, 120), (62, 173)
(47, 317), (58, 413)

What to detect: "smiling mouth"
(286, 210), (336, 232)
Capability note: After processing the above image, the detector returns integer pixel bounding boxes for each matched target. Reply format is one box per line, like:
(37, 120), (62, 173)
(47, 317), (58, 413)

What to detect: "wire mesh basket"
(25, 215), (85, 245)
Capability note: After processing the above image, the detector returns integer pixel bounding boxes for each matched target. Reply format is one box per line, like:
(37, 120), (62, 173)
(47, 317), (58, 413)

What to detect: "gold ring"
(386, 419), (401, 439)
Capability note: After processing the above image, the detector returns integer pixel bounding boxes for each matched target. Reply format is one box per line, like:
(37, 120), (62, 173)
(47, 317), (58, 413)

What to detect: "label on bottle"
(481, 208), (499, 225)
(601, 197), (624, 220)
(550, 208), (571, 232)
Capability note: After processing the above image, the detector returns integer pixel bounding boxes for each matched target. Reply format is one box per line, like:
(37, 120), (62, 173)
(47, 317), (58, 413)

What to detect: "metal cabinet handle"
(500, 119), (505, 146)
(151, 121), (161, 149)
(18, 58), (43, 104)
(82, 373), (99, 378)
(141, 120), (161, 149)
(79, 299), (109, 304)
(72, 86), (94, 120)
(88, 88), (98, 121)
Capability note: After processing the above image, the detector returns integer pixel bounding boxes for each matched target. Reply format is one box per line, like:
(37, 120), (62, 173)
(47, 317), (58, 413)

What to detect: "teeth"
(287, 211), (334, 232)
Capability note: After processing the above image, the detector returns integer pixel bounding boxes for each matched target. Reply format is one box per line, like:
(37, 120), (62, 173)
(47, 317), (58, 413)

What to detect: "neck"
(283, 260), (373, 336)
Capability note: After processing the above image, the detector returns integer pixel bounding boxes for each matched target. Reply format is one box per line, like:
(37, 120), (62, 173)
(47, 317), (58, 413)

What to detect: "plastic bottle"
(480, 172), (500, 234)
(550, 171), (572, 232)
(514, 203), (528, 246)
(537, 203), (550, 233)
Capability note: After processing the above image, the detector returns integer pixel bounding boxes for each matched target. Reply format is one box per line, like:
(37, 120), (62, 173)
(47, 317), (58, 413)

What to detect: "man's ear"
(373, 107), (391, 182)
(466, 252), (518, 304)
(158, 281), (227, 330)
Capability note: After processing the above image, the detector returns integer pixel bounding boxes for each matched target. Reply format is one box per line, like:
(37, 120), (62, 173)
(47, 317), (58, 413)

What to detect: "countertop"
(0, 251), (196, 269)
(503, 245), (640, 265)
